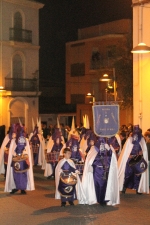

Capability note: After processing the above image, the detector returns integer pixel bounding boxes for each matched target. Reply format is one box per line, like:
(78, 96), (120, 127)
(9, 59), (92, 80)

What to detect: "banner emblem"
(92, 105), (119, 137)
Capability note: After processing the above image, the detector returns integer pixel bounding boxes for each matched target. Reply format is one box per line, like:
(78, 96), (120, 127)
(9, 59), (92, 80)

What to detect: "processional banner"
(92, 105), (119, 137)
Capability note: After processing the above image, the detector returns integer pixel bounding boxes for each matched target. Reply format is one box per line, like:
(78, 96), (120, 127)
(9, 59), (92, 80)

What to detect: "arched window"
(14, 12), (22, 29)
(14, 12), (22, 42)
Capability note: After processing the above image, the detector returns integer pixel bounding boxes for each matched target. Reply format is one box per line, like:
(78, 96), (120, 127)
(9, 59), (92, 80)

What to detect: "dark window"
(71, 94), (85, 104)
(71, 63), (85, 77)
(107, 45), (116, 58)
(91, 51), (101, 69)
(14, 12), (22, 41)
(14, 12), (22, 29)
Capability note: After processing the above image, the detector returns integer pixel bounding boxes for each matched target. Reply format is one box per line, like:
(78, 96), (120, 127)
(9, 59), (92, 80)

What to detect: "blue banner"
(92, 105), (119, 137)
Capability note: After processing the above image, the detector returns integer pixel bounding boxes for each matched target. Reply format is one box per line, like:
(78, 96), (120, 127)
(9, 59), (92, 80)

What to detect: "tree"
(114, 57), (133, 109)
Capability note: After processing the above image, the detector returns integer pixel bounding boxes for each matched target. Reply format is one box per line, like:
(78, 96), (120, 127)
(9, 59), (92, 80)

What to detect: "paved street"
(0, 166), (150, 225)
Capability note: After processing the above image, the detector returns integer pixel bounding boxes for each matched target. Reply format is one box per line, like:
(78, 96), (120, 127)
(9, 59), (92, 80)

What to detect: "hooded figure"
(44, 129), (65, 178)
(80, 129), (97, 158)
(82, 137), (120, 206)
(29, 124), (45, 166)
(66, 135), (83, 163)
(4, 125), (34, 194)
(55, 147), (86, 206)
(118, 125), (149, 195)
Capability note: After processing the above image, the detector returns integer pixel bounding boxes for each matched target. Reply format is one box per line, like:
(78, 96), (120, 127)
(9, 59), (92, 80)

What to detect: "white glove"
(75, 170), (80, 174)
(105, 143), (110, 150)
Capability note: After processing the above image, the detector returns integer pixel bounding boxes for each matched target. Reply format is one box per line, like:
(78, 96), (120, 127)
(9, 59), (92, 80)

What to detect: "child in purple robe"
(55, 148), (77, 207)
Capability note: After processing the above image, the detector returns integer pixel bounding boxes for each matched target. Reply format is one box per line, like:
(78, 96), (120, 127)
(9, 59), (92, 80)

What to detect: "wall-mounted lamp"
(86, 92), (95, 104)
(99, 73), (111, 82)
(131, 4), (150, 54)
(0, 86), (5, 92)
(99, 68), (117, 101)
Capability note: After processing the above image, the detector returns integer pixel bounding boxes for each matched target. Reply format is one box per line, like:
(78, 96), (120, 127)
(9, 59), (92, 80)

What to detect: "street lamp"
(131, 3), (150, 54)
(86, 92), (95, 105)
(99, 68), (117, 101)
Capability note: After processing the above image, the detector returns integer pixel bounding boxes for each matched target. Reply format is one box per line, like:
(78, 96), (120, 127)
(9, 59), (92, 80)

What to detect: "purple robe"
(123, 143), (142, 190)
(66, 138), (81, 162)
(12, 135), (27, 190)
(30, 134), (40, 165)
(58, 161), (76, 202)
(49, 142), (63, 175)
(92, 148), (112, 204)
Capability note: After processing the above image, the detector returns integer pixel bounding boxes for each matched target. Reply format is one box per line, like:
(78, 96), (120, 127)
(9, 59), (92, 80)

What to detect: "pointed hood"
(71, 116), (75, 131)
(18, 117), (23, 127)
(37, 117), (42, 134)
(15, 125), (26, 154)
(57, 117), (61, 129)
(83, 115), (86, 128)
(85, 114), (90, 129)
(32, 118), (35, 132)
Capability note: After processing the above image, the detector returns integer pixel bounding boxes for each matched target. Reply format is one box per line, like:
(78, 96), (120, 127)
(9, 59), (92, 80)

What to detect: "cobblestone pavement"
(0, 166), (150, 225)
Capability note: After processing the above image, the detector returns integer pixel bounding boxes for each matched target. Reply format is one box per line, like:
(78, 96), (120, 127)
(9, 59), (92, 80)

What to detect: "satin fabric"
(82, 145), (120, 206)
(92, 149), (112, 204)
(13, 170), (27, 190)
(4, 138), (35, 192)
(55, 158), (86, 204)
(118, 136), (149, 194)
(123, 143), (142, 190)
(58, 161), (76, 202)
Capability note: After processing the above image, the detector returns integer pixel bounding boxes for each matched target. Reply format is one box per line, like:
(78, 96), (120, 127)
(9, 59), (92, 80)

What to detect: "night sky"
(37, 0), (132, 113)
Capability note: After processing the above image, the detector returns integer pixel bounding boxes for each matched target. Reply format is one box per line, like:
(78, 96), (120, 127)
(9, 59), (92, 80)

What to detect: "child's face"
(64, 151), (71, 159)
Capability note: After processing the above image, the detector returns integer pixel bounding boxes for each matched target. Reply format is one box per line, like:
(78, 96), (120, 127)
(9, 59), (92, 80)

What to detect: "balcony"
(5, 77), (38, 92)
(9, 28), (32, 43)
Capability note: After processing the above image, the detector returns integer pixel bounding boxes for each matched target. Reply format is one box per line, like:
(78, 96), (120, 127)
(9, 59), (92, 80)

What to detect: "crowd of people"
(0, 117), (149, 208)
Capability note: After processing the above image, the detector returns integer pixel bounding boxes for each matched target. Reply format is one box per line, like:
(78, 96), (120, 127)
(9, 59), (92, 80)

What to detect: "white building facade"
(132, 0), (150, 132)
(0, 0), (44, 133)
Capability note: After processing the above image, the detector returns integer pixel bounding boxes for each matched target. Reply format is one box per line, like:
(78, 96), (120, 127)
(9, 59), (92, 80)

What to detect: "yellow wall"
(132, 2), (150, 133)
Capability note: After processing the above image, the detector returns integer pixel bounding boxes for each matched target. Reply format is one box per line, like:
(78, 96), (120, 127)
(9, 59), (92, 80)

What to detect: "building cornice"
(132, 0), (150, 7)
(3, 91), (42, 97)
(66, 34), (126, 46)
(1, 40), (40, 50)
(2, 0), (44, 10)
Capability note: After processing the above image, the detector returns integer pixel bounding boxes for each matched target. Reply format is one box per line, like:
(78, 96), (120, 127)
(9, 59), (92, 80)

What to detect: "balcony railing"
(5, 78), (38, 92)
(9, 28), (32, 43)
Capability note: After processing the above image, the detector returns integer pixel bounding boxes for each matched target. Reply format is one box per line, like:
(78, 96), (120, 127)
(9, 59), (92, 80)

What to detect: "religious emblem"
(18, 136), (26, 145)
(64, 186), (73, 193)
(100, 143), (105, 152)
(14, 162), (20, 171)
(140, 162), (146, 170)
(133, 134), (138, 142)
(72, 145), (77, 152)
